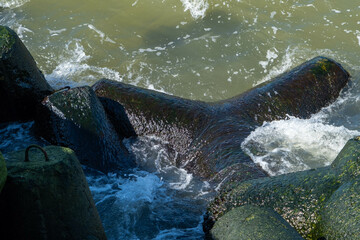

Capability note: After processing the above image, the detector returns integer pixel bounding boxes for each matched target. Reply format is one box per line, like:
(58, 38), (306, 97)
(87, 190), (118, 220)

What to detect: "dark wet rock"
(35, 86), (135, 172)
(0, 26), (53, 123)
(93, 56), (349, 183)
(97, 97), (137, 139)
(209, 205), (304, 240)
(0, 146), (107, 240)
(205, 137), (360, 239)
(0, 152), (6, 193)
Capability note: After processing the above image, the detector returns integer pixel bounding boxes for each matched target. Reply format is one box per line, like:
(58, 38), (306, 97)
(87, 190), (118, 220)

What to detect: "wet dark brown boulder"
(0, 26), (53, 123)
(0, 146), (107, 240)
(35, 86), (135, 172)
(93, 57), (350, 183)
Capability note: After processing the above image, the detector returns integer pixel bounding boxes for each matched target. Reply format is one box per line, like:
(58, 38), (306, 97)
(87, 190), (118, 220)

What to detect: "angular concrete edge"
(210, 205), (304, 240)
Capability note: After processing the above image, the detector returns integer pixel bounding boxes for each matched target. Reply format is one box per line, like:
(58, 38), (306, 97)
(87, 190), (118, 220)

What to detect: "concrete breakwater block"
(35, 86), (135, 172)
(0, 26), (53, 123)
(209, 205), (304, 240)
(0, 152), (7, 194)
(93, 57), (350, 183)
(205, 137), (360, 239)
(0, 145), (107, 240)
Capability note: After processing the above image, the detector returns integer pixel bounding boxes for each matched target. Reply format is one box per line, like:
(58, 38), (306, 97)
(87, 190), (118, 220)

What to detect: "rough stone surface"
(93, 56), (349, 183)
(205, 138), (360, 239)
(0, 26), (53, 123)
(316, 180), (360, 240)
(97, 96), (137, 139)
(0, 152), (6, 194)
(210, 205), (304, 240)
(35, 86), (135, 172)
(0, 146), (107, 240)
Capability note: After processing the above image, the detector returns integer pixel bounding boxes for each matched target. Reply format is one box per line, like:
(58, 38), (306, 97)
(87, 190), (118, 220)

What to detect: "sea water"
(1, 0), (360, 239)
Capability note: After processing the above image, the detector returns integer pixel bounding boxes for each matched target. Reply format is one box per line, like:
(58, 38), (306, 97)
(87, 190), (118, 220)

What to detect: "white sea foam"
(45, 40), (122, 88)
(259, 48), (278, 73)
(255, 46), (298, 86)
(86, 135), (210, 240)
(0, 0), (29, 8)
(87, 24), (116, 44)
(180, 0), (209, 19)
(242, 116), (360, 176)
(16, 25), (33, 39)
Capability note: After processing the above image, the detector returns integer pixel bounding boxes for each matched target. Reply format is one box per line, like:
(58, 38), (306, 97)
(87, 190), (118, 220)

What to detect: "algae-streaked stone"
(316, 180), (360, 240)
(0, 146), (107, 240)
(210, 205), (304, 240)
(314, 137), (360, 239)
(0, 26), (53, 123)
(93, 56), (349, 182)
(205, 137), (360, 239)
(207, 167), (340, 238)
(331, 137), (360, 181)
(0, 152), (6, 193)
(35, 86), (135, 172)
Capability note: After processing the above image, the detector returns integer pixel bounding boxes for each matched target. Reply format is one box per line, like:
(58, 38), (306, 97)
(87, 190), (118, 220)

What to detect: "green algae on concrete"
(313, 137), (360, 239)
(0, 26), (53, 123)
(206, 137), (360, 239)
(210, 205), (304, 240)
(0, 146), (107, 240)
(0, 27), (15, 57)
(316, 180), (360, 239)
(0, 152), (7, 194)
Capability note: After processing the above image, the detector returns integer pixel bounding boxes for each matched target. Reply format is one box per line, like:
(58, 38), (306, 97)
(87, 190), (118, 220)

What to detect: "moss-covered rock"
(205, 138), (360, 239)
(0, 26), (53, 123)
(35, 86), (135, 172)
(93, 57), (349, 183)
(210, 205), (304, 240)
(0, 146), (106, 240)
(313, 137), (360, 239)
(0, 152), (6, 194)
(316, 179), (360, 239)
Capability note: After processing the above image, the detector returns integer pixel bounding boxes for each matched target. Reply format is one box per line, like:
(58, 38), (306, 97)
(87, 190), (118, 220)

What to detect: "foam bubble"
(242, 116), (360, 176)
(0, 0), (29, 8)
(181, 0), (209, 19)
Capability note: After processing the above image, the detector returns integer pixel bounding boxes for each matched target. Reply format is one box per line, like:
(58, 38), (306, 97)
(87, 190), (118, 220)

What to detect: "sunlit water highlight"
(2, 0), (360, 238)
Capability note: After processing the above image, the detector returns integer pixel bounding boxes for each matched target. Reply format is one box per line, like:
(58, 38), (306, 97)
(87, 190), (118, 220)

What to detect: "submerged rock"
(35, 86), (135, 172)
(0, 152), (6, 193)
(0, 26), (53, 123)
(209, 205), (304, 240)
(93, 56), (349, 183)
(0, 145), (107, 240)
(205, 137), (360, 239)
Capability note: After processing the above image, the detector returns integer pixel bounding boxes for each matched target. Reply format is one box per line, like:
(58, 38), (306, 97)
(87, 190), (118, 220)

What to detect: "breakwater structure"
(0, 24), (358, 240)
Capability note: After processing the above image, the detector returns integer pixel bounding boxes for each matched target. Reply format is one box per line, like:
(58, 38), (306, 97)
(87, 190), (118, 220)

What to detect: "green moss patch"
(0, 26), (16, 57)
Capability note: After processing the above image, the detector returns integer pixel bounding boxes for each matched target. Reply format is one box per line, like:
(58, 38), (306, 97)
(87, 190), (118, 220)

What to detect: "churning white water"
(83, 136), (212, 239)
